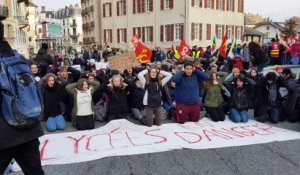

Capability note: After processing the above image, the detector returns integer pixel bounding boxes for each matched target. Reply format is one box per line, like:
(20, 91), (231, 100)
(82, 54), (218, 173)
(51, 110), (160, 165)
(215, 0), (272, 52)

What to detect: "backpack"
(94, 93), (108, 122)
(0, 53), (43, 129)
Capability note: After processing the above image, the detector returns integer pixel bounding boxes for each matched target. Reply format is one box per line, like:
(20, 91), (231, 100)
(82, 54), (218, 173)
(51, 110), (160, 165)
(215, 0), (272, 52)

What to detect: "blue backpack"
(0, 53), (43, 129)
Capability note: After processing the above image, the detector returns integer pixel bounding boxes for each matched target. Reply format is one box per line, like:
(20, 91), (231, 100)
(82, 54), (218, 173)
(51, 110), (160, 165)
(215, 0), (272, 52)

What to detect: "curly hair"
(42, 73), (58, 88)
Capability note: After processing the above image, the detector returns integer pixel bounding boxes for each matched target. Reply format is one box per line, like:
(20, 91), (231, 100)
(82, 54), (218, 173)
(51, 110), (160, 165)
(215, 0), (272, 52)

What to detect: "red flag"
(135, 43), (152, 64)
(219, 33), (228, 59)
(178, 39), (191, 61)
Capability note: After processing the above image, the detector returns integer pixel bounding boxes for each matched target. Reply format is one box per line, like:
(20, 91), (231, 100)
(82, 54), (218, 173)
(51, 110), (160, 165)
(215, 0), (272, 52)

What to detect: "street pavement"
(12, 111), (300, 175)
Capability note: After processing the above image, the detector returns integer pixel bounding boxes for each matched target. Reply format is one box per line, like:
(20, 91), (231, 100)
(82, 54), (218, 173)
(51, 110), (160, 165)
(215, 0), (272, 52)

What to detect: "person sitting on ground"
(66, 78), (100, 130)
(172, 61), (209, 124)
(224, 74), (256, 123)
(138, 66), (172, 127)
(102, 75), (130, 121)
(127, 78), (145, 120)
(203, 71), (228, 122)
(42, 73), (67, 132)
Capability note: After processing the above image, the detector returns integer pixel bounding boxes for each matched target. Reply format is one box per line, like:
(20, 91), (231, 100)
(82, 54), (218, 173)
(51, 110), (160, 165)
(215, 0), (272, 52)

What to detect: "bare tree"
(283, 18), (297, 40)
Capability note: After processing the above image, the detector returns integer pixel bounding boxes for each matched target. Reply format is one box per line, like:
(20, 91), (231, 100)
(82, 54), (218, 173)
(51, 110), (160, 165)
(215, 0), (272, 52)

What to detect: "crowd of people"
(27, 39), (300, 134)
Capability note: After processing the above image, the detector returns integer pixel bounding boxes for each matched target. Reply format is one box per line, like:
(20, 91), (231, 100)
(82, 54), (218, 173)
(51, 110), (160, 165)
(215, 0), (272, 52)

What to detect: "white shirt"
(76, 88), (93, 116)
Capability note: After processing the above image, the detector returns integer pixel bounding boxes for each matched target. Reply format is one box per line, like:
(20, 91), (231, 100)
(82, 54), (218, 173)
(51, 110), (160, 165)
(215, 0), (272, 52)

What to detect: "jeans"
(229, 108), (249, 123)
(162, 101), (172, 112)
(258, 106), (279, 124)
(131, 108), (145, 120)
(46, 115), (66, 132)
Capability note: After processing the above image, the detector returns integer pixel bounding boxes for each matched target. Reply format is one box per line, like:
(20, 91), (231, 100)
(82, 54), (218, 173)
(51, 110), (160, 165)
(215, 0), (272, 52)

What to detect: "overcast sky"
(33, 0), (300, 21)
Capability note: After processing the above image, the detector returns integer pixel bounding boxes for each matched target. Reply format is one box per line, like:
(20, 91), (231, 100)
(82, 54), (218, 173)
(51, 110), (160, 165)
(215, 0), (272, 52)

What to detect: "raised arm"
(172, 71), (185, 84)
(137, 69), (148, 88)
(65, 83), (77, 96)
(160, 70), (172, 86)
(195, 69), (209, 81)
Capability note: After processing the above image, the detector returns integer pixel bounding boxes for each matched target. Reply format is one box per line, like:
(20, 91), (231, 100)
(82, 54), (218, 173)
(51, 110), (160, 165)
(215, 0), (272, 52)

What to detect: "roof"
(244, 15), (256, 25)
(254, 21), (284, 31)
(28, 2), (38, 7)
(244, 26), (265, 36)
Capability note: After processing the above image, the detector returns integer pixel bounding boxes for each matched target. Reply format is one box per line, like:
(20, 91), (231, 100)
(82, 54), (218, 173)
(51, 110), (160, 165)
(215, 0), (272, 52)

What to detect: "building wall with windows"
(81, 0), (101, 49)
(55, 4), (83, 54)
(90, 0), (244, 50)
(1, 0), (30, 57)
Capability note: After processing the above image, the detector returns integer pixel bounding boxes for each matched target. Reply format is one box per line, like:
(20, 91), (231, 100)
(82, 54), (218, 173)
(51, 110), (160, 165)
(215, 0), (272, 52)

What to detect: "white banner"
(21, 119), (300, 166)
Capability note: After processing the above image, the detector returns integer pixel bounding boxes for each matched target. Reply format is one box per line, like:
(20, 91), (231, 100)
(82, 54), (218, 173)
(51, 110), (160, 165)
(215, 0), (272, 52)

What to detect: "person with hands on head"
(224, 74), (256, 123)
(172, 61), (209, 124)
(138, 66), (172, 127)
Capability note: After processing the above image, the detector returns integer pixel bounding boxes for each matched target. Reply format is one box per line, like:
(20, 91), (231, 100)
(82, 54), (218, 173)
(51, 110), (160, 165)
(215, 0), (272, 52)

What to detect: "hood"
(37, 48), (48, 55)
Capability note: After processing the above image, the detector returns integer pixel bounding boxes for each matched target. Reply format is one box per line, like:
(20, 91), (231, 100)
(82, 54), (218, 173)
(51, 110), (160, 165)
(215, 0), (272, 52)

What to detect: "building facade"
(54, 4), (83, 54)
(81, 0), (102, 49)
(253, 21), (284, 42)
(27, 2), (38, 57)
(1, 0), (30, 57)
(36, 7), (63, 52)
(83, 0), (245, 51)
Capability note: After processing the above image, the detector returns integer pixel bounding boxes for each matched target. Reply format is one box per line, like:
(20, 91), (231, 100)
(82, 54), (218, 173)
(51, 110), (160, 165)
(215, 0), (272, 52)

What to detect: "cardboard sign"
(108, 52), (141, 72)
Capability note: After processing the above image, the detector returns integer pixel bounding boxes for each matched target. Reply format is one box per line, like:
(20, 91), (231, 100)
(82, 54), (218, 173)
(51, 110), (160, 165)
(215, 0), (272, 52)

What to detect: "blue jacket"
(172, 70), (209, 105)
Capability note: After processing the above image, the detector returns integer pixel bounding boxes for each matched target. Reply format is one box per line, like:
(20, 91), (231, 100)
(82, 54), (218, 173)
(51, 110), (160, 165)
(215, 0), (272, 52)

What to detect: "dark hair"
(184, 61), (194, 68)
(235, 74), (246, 83)
(282, 68), (292, 75)
(266, 72), (277, 82)
(42, 43), (48, 50)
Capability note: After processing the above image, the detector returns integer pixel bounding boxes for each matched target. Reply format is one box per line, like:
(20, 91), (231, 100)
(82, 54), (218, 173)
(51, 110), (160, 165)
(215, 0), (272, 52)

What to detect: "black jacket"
(103, 85), (129, 119)
(128, 82), (144, 110)
(36, 48), (53, 66)
(224, 77), (256, 111)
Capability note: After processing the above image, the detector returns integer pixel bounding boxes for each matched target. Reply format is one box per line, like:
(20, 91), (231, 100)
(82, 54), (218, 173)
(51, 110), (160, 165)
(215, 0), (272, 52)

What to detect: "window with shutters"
(228, 26), (232, 39)
(228, 0), (233, 11)
(217, 25), (222, 39)
(104, 29), (112, 43)
(145, 0), (151, 12)
(217, 0), (223, 10)
(194, 0), (199, 6)
(164, 25), (169, 41)
(237, 27), (241, 40)
(193, 24), (199, 40)
(207, 0), (212, 8)
(119, 28), (127, 43)
(137, 0), (142, 13)
(165, 0), (170, 9)
(145, 26), (151, 42)
(104, 3), (111, 17)
(118, 0), (126, 16)
(206, 24), (211, 40)
(175, 24), (181, 41)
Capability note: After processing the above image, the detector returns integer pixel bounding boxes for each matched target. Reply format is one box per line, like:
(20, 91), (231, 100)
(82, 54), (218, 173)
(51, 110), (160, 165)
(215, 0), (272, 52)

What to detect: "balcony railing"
(90, 6), (94, 12)
(90, 21), (95, 28)
(69, 33), (80, 38)
(0, 5), (9, 20)
(70, 23), (77, 28)
(14, 16), (28, 28)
